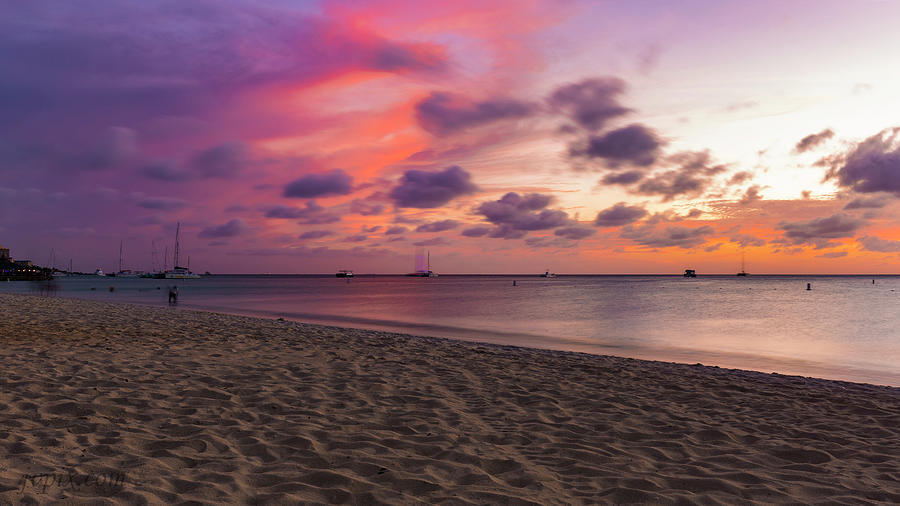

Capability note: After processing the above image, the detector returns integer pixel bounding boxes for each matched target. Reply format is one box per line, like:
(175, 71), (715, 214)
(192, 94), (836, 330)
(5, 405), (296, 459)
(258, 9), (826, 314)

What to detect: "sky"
(3, 0), (900, 274)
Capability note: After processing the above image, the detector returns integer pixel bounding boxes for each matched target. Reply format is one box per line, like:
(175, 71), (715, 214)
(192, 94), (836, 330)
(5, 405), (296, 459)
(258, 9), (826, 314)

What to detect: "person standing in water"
(168, 285), (178, 304)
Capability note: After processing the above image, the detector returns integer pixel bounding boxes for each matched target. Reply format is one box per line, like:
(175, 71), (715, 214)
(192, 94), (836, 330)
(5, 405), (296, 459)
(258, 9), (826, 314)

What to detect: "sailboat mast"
(119, 240), (123, 273)
(427, 251), (430, 272)
(173, 222), (180, 268)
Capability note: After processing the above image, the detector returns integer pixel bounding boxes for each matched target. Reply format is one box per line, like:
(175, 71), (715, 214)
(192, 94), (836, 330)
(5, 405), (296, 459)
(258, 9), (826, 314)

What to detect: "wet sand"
(0, 294), (898, 504)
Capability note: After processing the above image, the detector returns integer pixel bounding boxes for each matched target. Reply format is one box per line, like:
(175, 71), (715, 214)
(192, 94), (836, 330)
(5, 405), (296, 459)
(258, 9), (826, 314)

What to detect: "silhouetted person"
(168, 285), (178, 304)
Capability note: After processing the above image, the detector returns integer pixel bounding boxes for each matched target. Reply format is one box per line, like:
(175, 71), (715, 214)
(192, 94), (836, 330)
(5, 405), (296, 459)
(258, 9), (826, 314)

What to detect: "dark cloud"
(299, 230), (334, 240)
(385, 226), (406, 235)
(739, 185), (763, 205)
(141, 160), (190, 181)
(265, 202), (340, 224)
(825, 127), (900, 195)
(684, 209), (703, 218)
(777, 213), (864, 247)
(844, 194), (890, 210)
(137, 197), (188, 211)
(344, 234), (369, 242)
(572, 124), (662, 167)
(226, 204), (249, 213)
(415, 219), (460, 233)
(857, 235), (900, 252)
(284, 169), (353, 199)
(74, 127), (138, 171)
(413, 237), (449, 247)
(389, 166), (478, 208)
(601, 171), (644, 185)
(461, 226), (491, 238)
(633, 151), (727, 201)
(727, 171), (753, 185)
(350, 198), (385, 216)
(730, 233), (766, 247)
(198, 218), (248, 238)
(477, 192), (568, 232)
(488, 225), (528, 240)
(191, 142), (247, 179)
(548, 77), (631, 131)
(621, 224), (714, 249)
(794, 128), (834, 154)
(361, 225), (382, 233)
(593, 203), (647, 228)
(816, 251), (847, 258)
(554, 226), (595, 240)
(415, 92), (536, 135)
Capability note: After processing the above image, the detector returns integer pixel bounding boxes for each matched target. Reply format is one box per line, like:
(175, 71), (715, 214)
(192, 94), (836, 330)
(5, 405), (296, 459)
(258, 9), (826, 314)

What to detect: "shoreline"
(1, 293), (898, 504)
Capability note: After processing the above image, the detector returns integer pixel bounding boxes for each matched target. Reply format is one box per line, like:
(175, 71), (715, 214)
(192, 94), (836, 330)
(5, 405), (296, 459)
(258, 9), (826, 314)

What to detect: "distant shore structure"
(0, 244), (53, 280)
(684, 269), (697, 278)
(335, 270), (354, 278)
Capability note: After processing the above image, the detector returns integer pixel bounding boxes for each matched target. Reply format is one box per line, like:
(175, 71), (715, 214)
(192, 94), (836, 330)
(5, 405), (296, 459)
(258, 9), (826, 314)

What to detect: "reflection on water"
(4, 275), (899, 386)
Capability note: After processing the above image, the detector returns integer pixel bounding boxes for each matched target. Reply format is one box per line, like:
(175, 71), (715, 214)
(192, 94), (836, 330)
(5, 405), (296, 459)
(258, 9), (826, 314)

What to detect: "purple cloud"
(572, 124), (662, 167)
(844, 195), (890, 210)
(794, 128), (834, 154)
(554, 226), (595, 240)
(385, 226), (406, 235)
(265, 201), (340, 224)
(778, 213), (864, 247)
(284, 169), (353, 199)
(858, 235), (900, 252)
(137, 197), (188, 211)
(415, 219), (460, 233)
(621, 224), (714, 249)
(461, 225), (491, 237)
(198, 218), (248, 238)
(477, 192), (568, 231)
(350, 198), (385, 216)
(191, 142), (247, 179)
(826, 127), (900, 195)
(389, 166), (478, 208)
(299, 230), (334, 240)
(415, 92), (537, 135)
(601, 171), (644, 185)
(594, 203), (647, 227)
(548, 77), (631, 131)
(633, 151), (727, 201)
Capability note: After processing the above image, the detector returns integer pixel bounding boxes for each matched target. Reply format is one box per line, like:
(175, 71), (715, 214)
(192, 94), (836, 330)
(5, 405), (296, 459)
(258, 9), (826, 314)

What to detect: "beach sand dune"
(1, 294), (898, 504)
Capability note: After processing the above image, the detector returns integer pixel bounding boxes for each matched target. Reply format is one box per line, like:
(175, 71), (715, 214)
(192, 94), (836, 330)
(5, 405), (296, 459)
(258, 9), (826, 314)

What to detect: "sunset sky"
(4, 0), (900, 274)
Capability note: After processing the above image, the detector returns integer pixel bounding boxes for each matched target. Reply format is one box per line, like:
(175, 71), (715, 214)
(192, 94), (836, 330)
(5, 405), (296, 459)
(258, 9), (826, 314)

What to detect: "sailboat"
(406, 250), (438, 277)
(540, 269), (557, 278)
(164, 223), (201, 279)
(736, 252), (749, 276)
(115, 240), (143, 277)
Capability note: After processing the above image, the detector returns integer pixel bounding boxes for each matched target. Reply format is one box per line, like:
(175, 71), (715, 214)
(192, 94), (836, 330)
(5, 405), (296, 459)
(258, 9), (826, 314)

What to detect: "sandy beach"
(0, 294), (898, 505)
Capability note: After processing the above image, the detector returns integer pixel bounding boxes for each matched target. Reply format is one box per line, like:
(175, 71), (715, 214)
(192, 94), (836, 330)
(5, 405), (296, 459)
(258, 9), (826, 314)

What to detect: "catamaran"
(406, 250), (438, 277)
(164, 223), (201, 279)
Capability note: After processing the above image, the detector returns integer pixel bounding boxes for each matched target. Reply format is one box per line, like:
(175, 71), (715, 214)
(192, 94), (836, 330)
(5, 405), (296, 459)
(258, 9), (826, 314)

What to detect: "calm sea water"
(4, 275), (899, 386)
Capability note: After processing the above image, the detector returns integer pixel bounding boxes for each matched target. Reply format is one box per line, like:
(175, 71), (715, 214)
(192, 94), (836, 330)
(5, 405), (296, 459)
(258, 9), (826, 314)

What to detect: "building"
(0, 245), (52, 280)
(0, 245), (9, 262)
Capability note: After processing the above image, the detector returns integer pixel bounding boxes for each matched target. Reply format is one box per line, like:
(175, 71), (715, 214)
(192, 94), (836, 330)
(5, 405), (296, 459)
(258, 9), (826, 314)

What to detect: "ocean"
(4, 274), (899, 386)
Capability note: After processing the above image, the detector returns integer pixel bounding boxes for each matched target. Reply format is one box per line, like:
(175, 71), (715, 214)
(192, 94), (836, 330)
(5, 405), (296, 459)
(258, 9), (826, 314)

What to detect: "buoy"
(806, 283), (811, 291)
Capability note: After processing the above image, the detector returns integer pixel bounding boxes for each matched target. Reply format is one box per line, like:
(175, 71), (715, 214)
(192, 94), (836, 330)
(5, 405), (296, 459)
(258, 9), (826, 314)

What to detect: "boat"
(406, 250), (438, 277)
(737, 253), (749, 276)
(335, 270), (354, 278)
(93, 268), (105, 276)
(540, 269), (557, 278)
(684, 269), (697, 278)
(115, 240), (143, 277)
(163, 223), (201, 279)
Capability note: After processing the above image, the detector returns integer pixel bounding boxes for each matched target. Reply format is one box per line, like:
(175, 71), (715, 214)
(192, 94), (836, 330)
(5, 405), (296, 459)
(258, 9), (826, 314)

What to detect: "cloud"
(739, 185), (763, 205)
(137, 197), (188, 211)
(548, 77), (631, 131)
(728, 171), (754, 185)
(601, 171), (644, 185)
(572, 124), (662, 167)
(75, 127), (138, 171)
(724, 100), (758, 113)
(593, 203), (647, 227)
(344, 234), (369, 242)
(265, 201), (340, 224)
(621, 224), (714, 249)
(284, 169), (353, 199)
(385, 226), (407, 235)
(299, 230), (334, 240)
(857, 235), (900, 252)
(554, 226), (595, 240)
(198, 218), (248, 238)
(141, 160), (190, 181)
(415, 92), (536, 135)
(777, 213), (864, 247)
(730, 233), (766, 247)
(461, 226), (492, 237)
(794, 128), (834, 154)
(389, 165), (478, 208)
(816, 251), (847, 258)
(844, 194), (890, 210)
(413, 237), (449, 246)
(415, 219), (460, 233)
(191, 142), (247, 179)
(477, 192), (568, 232)
(825, 127), (900, 195)
(633, 151), (727, 201)
(350, 198), (385, 216)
